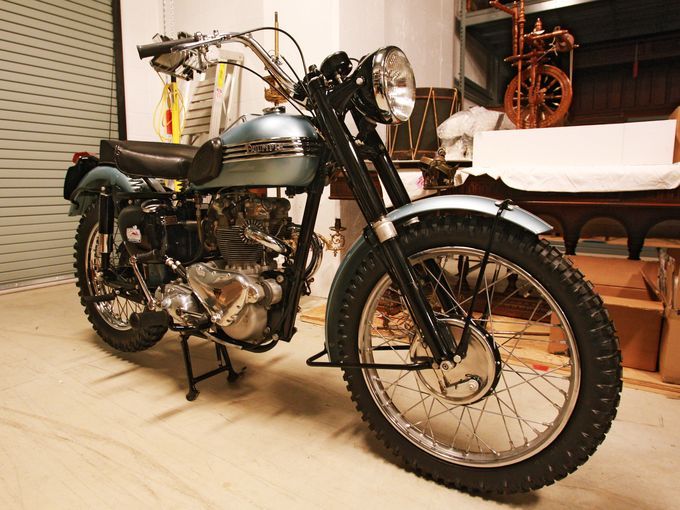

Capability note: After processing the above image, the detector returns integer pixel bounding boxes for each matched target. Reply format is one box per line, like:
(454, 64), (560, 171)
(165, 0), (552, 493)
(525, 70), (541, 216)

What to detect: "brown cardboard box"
(660, 248), (680, 310)
(642, 248), (680, 383)
(567, 255), (663, 371)
(601, 294), (664, 371)
(659, 308), (680, 383)
(567, 255), (657, 295)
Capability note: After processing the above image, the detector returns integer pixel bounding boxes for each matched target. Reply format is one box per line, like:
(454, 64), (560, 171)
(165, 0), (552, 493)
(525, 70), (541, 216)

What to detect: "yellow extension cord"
(153, 77), (185, 190)
(153, 79), (184, 144)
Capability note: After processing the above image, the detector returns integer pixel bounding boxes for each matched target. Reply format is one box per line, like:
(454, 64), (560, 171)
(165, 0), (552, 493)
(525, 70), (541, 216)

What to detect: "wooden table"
(449, 173), (680, 259)
(328, 159), (678, 259)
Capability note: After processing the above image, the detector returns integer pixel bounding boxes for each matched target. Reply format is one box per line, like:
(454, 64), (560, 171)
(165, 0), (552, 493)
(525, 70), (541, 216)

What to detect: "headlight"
(372, 47), (416, 123)
(355, 46), (416, 124)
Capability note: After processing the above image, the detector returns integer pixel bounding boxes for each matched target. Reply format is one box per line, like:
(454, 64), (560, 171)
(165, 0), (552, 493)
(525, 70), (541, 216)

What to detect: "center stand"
(179, 331), (245, 401)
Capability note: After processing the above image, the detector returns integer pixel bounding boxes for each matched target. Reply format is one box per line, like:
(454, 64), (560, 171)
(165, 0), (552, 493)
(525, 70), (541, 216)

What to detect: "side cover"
(67, 165), (147, 216)
(323, 194), (553, 358)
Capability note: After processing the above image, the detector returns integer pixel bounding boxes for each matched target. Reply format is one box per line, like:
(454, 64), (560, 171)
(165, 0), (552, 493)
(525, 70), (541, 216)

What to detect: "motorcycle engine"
(155, 192), (293, 344)
(118, 199), (199, 287)
(209, 194), (291, 272)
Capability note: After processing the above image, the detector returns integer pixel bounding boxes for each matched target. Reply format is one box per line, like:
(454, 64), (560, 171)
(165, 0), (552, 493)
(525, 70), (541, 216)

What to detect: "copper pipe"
(516, 1), (528, 126)
(489, 0), (515, 16)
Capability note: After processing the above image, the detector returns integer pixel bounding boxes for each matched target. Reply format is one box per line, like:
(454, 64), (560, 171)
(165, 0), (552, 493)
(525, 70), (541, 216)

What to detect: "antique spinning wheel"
(504, 64), (572, 128)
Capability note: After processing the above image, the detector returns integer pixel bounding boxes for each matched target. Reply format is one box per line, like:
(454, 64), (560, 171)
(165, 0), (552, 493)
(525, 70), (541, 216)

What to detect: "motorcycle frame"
(95, 83), (457, 364)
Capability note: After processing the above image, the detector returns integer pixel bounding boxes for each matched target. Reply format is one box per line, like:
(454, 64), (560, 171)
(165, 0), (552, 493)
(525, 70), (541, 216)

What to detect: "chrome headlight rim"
(371, 46), (415, 124)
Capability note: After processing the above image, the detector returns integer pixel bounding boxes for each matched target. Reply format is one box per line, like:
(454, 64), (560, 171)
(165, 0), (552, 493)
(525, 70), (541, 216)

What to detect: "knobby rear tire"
(74, 204), (166, 352)
(332, 214), (621, 494)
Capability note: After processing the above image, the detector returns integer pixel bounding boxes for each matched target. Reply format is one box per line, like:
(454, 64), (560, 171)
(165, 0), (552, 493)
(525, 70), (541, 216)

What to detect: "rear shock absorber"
(98, 188), (114, 271)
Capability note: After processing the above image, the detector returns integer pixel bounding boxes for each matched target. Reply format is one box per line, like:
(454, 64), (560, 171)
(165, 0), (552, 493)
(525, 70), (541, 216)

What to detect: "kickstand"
(179, 333), (246, 401)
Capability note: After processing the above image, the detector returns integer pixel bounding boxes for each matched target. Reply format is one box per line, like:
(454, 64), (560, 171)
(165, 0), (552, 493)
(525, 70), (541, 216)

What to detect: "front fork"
(307, 73), (456, 364)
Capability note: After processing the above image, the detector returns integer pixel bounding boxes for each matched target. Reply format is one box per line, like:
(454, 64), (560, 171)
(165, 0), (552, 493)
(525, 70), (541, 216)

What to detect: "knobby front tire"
(332, 214), (621, 494)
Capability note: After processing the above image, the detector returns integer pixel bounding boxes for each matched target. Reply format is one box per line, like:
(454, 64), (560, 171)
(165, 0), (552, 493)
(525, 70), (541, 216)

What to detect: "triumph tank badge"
(126, 225), (142, 243)
(246, 142), (283, 154)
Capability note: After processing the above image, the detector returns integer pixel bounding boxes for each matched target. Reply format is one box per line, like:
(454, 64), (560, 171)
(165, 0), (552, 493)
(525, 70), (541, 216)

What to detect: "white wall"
(121, 0), (454, 297)
(120, 0), (164, 141)
(385, 0), (454, 88)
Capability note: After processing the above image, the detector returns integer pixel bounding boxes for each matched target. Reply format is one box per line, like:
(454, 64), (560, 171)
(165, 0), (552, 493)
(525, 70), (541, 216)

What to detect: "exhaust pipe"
(242, 226), (291, 255)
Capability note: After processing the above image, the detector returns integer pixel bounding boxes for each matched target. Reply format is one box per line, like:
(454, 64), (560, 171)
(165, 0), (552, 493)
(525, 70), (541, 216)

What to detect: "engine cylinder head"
(209, 194), (292, 269)
(216, 225), (264, 268)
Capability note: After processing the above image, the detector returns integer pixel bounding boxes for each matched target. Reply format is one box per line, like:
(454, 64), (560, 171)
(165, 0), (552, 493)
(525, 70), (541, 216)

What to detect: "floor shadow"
(75, 330), (551, 502)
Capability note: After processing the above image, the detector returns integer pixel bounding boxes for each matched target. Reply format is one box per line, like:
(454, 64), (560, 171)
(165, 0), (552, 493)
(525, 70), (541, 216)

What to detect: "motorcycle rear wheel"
(333, 214), (621, 494)
(74, 204), (166, 351)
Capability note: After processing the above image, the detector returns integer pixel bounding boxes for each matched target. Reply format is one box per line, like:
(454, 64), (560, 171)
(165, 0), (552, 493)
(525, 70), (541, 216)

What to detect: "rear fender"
(68, 165), (147, 216)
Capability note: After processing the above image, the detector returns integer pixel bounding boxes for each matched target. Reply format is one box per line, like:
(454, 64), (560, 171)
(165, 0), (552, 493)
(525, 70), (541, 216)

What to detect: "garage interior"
(1, 0), (679, 508)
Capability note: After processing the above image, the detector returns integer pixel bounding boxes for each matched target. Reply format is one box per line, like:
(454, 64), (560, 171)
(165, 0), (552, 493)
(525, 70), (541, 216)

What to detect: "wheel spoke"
(498, 370), (531, 441)
(357, 245), (580, 467)
(497, 341), (569, 399)
(495, 362), (571, 395)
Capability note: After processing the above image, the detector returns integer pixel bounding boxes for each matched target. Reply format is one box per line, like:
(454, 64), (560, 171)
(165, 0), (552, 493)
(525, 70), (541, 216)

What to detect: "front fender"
(323, 195), (552, 359)
(68, 165), (146, 216)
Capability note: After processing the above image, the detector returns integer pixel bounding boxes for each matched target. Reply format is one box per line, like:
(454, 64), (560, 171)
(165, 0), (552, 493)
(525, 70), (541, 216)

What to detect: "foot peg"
(130, 310), (169, 329)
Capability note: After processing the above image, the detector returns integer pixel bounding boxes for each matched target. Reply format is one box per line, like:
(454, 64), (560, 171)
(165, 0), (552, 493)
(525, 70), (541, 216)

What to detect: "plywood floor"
(1, 284), (679, 509)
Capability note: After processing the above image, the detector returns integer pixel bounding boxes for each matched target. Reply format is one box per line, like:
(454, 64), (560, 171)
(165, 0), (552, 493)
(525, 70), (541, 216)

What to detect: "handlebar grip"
(137, 37), (196, 59)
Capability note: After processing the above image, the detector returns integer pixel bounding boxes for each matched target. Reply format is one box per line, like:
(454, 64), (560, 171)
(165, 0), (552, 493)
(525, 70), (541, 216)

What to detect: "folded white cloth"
(456, 163), (680, 192)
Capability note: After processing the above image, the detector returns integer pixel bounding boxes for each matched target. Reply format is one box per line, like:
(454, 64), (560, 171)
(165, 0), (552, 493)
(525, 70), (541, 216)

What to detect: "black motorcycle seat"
(100, 139), (199, 180)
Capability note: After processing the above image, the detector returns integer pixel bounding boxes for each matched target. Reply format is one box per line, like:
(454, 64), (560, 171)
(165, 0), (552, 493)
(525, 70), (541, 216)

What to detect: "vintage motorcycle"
(63, 27), (621, 494)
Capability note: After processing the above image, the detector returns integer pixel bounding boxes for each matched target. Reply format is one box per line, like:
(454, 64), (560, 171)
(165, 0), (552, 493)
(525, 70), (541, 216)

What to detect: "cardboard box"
(660, 248), (679, 311)
(601, 294), (664, 372)
(567, 255), (657, 294)
(474, 119), (677, 169)
(659, 308), (680, 383)
(641, 248), (680, 383)
(567, 255), (663, 371)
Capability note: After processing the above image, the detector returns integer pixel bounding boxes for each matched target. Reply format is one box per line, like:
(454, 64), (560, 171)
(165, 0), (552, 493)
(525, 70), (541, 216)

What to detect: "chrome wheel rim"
(85, 221), (144, 331)
(358, 247), (580, 467)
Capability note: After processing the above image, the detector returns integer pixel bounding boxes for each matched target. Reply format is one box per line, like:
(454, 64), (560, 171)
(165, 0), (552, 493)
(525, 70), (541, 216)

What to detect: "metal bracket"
(456, 199), (515, 359)
(306, 345), (432, 371)
(371, 216), (398, 243)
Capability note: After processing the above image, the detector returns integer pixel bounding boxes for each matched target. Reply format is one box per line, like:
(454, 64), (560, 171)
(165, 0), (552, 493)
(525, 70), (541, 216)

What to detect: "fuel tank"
(193, 109), (322, 189)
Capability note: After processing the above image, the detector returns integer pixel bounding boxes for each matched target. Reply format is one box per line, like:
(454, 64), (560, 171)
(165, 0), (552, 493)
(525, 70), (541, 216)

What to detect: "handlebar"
(137, 36), (197, 59)
(137, 30), (300, 101)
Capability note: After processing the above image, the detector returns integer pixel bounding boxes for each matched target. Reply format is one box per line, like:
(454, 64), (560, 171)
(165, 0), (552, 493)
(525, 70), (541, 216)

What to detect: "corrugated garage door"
(0, 0), (118, 288)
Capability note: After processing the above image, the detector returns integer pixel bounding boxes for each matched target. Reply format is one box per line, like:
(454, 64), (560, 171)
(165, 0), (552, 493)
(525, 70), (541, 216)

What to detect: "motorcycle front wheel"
(333, 214), (621, 494)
